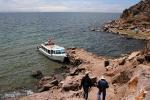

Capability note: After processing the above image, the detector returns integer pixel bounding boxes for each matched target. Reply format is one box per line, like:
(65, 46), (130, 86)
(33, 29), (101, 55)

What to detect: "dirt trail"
(71, 49), (106, 76)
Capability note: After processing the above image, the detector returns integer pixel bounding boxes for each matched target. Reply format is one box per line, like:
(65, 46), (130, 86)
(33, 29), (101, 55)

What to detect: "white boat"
(37, 40), (67, 62)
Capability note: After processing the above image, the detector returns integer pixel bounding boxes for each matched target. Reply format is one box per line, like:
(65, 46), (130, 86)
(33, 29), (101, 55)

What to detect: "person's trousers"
(83, 88), (89, 100)
(97, 89), (106, 100)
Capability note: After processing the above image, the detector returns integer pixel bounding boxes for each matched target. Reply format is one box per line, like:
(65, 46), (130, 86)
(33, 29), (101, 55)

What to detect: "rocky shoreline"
(100, 0), (150, 41)
(2, 0), (150, 99)
(90, 0), (150, 41)
(90, 20), (150, 41)
(7, 46), (150, 100)
(4, 0), (150, 99)
(102, 21), (150, 40)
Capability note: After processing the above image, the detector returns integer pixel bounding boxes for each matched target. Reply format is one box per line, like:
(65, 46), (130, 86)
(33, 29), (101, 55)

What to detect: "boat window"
(52, 50), (55, 54)
(42, 47), (45, 51)
(56, 50), (61, 54)
(45, 48), (47, 52)
(42, 46), (45, 51)
(51, 50), (54, 54)
(43, 46), (48, 53)
(48, 50), (50, 54)
(62, 51), (65, 54)
(42, 46), (44, 50)
(61, 49), (65, 54)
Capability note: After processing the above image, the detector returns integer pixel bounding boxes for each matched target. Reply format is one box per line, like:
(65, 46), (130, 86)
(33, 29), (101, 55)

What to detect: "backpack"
(98, 80), (109, 89)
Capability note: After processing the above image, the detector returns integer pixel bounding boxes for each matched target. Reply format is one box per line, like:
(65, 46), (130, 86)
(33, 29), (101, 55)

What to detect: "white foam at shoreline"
(0, 90), (34, 99)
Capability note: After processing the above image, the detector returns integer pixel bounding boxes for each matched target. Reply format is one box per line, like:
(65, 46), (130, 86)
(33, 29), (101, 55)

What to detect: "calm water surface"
(0, 12), (146, 94)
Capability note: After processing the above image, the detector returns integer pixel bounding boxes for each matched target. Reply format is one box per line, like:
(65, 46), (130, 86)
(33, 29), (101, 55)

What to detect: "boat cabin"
(41, 44), (66, 55)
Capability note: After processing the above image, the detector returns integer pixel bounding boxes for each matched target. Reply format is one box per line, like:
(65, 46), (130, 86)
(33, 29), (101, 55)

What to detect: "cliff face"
(103, 0), (150, 40)
(121, 0), (150, 19)
(121, 0), (150, 27)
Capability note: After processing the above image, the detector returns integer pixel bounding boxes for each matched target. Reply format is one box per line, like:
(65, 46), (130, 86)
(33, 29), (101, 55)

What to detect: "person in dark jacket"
(81, 72), (92, 100)
(97, 76), (109, 100)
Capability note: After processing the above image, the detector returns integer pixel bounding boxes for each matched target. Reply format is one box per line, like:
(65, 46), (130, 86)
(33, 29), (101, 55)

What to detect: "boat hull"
(38, 48), (66, 62)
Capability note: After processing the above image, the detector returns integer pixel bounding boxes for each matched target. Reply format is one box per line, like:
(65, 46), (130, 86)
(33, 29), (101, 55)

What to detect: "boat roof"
(41, 44), (65, 51)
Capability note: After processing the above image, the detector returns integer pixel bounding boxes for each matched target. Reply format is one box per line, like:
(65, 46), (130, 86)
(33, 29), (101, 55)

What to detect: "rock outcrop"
(61, 75), (83, 91)
(103, 0), (150, 40)
(121, 0), (150, 20)
(121, 0), (150, 30)
(31, 70), (43, 79)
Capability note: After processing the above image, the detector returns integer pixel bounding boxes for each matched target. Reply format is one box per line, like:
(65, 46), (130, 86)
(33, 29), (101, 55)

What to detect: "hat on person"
(100, 76), (105, 80)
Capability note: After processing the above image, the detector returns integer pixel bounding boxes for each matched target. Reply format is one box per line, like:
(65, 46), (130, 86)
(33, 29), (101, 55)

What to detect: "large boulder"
(117, 57), (126, 65)
(104, 70), (116, 77)
(135, 89), (147, 100)
(61, 75), (83, 91)
(112, 71), (132, 84)
(38, 79), (59, 92)
(125, 65), (150, 99)
(70, 67), (85, 76)
(137, 56), (145, 64)
(128, 76), (139, 93)
(128, 51), (141, 60)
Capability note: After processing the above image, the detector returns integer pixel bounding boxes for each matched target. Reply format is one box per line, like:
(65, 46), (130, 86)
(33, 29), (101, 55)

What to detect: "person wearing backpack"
(97, 76), (109, 100)
(81, 72), (92, 100)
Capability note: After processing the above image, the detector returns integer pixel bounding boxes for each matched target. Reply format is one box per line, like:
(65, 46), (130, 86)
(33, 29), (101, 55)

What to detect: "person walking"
(81, 72), (92, 100)
(97, 76), (109, 100)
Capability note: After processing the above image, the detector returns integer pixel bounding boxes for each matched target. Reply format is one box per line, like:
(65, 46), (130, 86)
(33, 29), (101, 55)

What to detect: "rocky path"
(68, 48), (106, 76)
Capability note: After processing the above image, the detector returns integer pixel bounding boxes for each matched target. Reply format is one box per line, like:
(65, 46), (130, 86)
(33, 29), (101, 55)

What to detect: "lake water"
(0, 12), (146, 95)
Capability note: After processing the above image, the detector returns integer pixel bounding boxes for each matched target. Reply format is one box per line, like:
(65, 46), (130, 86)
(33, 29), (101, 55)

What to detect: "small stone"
(145, 54), (150, 62)
(38, 84), (53, 92)
(104, 60), (109, 67)
(31, 70), (43, 79)
(49, 79), (59, 86)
